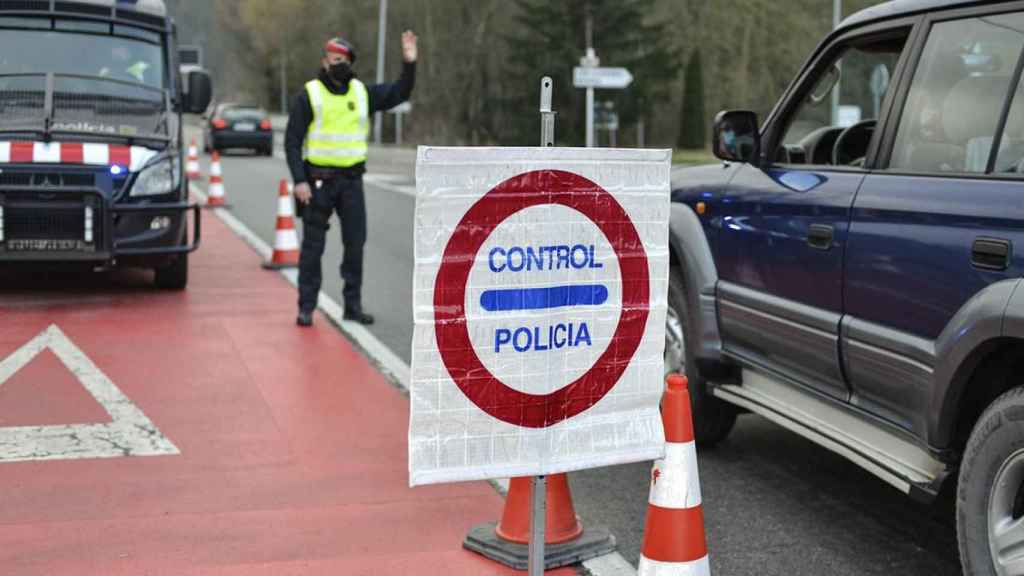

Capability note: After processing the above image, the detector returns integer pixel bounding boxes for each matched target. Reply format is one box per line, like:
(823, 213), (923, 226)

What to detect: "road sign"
(409, 147), (671, 486)
(573, 66), (634, 89)
(0, 325), (178, 462)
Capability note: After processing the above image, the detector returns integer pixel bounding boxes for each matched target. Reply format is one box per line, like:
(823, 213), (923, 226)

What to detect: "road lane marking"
(0, 325), (179, 463)
(190, 176), (637, 576)
(364, 173), (417, 197)
(271, 148), (416, 197)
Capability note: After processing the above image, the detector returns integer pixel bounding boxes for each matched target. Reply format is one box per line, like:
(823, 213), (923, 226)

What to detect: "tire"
(958, 386), (1024, 576)
(155, 253), (188, 290)
(666, 266), (737, 446)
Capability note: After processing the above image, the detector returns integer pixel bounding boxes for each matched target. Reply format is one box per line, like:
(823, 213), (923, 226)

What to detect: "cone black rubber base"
(463, 522), (616, 571)
(261, 261), (298, 270)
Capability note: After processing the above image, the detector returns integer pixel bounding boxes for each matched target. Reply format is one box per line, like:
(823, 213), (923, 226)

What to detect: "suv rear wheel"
(155, 253), (188, 290)
(666, 266), (737, 446)
(958, 386), (1024, 576)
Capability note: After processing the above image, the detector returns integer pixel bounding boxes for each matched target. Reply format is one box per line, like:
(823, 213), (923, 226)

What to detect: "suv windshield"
(0, 26), (167, 139)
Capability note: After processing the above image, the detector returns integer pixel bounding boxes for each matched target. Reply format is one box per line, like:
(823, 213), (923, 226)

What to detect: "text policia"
(484, 243), (607, 354)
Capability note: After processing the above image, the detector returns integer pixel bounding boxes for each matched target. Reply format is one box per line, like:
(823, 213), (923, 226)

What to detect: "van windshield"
(0, 28), (168, 139)
(0, 28), (164, 89)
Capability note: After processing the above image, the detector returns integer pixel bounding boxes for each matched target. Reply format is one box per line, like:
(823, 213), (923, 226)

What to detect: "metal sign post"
(528, 474), (547, 575)
(374, 0), (388, 145)
(527, 76), (557, 576)
(540, 76), (555, 147)
(573, 63), (632, 148)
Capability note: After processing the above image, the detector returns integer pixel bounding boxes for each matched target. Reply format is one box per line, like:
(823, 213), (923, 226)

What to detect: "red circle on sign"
(434, 169), (650, 428)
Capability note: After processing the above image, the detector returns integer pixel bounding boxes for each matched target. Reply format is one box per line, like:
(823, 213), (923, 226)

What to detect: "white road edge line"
(189, 179), (636, 576)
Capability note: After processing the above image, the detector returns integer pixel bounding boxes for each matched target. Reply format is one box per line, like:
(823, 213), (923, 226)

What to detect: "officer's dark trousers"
(297, 176), (366, 313)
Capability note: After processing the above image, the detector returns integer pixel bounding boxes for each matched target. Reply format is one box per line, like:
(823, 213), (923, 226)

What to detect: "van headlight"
(130, 156), (180, 197)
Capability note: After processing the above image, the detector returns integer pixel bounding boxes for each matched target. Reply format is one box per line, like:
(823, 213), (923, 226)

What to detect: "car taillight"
(260, 119), (272, 130)
(212, 118), (227, 129)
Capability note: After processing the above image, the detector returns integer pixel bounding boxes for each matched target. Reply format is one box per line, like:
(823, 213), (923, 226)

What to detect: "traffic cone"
(496, 474), (583, 544)
(638, 374), (710, 575)
(463, 472), (615, 570)
(186, 138), (201, 180)
(205, 150), (228, 208)
(262, 179), (300, 269)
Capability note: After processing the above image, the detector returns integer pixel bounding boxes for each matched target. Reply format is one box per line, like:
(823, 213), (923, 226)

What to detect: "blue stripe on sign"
(480, 285), (609, 312)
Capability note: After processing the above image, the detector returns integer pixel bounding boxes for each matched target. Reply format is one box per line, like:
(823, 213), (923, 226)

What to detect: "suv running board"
(712, 370), (949, 500)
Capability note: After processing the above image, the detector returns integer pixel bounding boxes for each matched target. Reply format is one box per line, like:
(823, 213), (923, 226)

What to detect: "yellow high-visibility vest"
(303, 78), (369, 168)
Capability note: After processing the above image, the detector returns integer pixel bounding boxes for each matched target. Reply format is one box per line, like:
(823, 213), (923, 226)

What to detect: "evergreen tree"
(499, 0), (679, 146)
(678, 49), (706, 149)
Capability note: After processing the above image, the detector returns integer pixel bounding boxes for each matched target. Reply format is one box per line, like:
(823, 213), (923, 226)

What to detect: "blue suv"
(669, 1), (1024, 572)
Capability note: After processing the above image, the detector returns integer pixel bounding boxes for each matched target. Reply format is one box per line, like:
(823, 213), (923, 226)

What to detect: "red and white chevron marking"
(0, 141), (158, 172)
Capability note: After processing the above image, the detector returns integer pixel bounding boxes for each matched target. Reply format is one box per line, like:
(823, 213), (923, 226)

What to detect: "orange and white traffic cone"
(205, 150), (227, 208)
(638, 374), (710, 575)
(464, 472), (615, 570)
(186, 138), (201, 180)
(495, 474), (583, 545)
(263, 179), (300, 269)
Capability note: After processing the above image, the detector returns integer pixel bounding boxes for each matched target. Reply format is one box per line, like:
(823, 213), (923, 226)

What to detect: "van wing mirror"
(185, 70), (213, 114)
(713, 110), (760, 164)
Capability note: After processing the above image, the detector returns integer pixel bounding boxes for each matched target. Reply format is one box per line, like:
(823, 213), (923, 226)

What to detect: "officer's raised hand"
(402, 30), (418, 63)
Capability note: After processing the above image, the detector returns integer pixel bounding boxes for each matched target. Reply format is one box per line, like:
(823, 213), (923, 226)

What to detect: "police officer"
(287, 32), (417, 327)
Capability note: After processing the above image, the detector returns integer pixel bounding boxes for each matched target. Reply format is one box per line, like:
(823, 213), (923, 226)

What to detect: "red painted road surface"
(0, 213), (572, 575)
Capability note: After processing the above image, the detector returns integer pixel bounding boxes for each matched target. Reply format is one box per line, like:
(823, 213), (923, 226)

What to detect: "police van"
(0, 0), (212, 289)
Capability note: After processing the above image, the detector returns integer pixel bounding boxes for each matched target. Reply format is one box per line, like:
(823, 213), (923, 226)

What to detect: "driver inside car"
(99, 45), (150, 84)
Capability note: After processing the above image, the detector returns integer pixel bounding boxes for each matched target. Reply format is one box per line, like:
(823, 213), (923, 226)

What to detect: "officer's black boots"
(343, 306), (375, 325)
(296, 310), (314, 327)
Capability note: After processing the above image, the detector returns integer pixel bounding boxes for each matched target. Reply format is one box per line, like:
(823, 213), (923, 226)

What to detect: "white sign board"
(573, 67), (634, 89)
(409, 147), (670, 486)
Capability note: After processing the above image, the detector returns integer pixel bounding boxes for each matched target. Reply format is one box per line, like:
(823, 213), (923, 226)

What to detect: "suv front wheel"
(959, 386), (1024, 576)
(666, 266), (737, 446)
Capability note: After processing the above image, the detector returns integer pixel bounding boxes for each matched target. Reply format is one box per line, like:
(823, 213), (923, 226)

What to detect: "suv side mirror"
(185, 70), (212, 114)
(713, 110), (760, 164)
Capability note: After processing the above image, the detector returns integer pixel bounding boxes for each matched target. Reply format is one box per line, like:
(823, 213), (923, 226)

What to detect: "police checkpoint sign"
(409, 147), (671, 486)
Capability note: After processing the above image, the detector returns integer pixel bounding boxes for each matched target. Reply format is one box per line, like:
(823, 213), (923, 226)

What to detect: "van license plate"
(6, 239), (87, 251)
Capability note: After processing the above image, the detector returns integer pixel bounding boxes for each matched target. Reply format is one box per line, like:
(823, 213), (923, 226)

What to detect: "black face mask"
(328, 62), (353, 86)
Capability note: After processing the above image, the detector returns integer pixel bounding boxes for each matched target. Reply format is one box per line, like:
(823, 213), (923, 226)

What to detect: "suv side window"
(995, 65), (1024, 174)
(776, 34), (908, 167)
(890, 14), (1024, 174)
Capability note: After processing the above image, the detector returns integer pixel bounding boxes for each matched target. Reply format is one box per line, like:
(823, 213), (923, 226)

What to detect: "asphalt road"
(187, 124), (963, 575)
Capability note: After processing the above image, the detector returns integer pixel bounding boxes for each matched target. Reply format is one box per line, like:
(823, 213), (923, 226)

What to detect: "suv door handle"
(972, 237), (1012, 271)
(807, 224), (834, 250)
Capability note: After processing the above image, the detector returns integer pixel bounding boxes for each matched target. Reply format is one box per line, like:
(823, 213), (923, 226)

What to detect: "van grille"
(6, 206), (85, 240)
